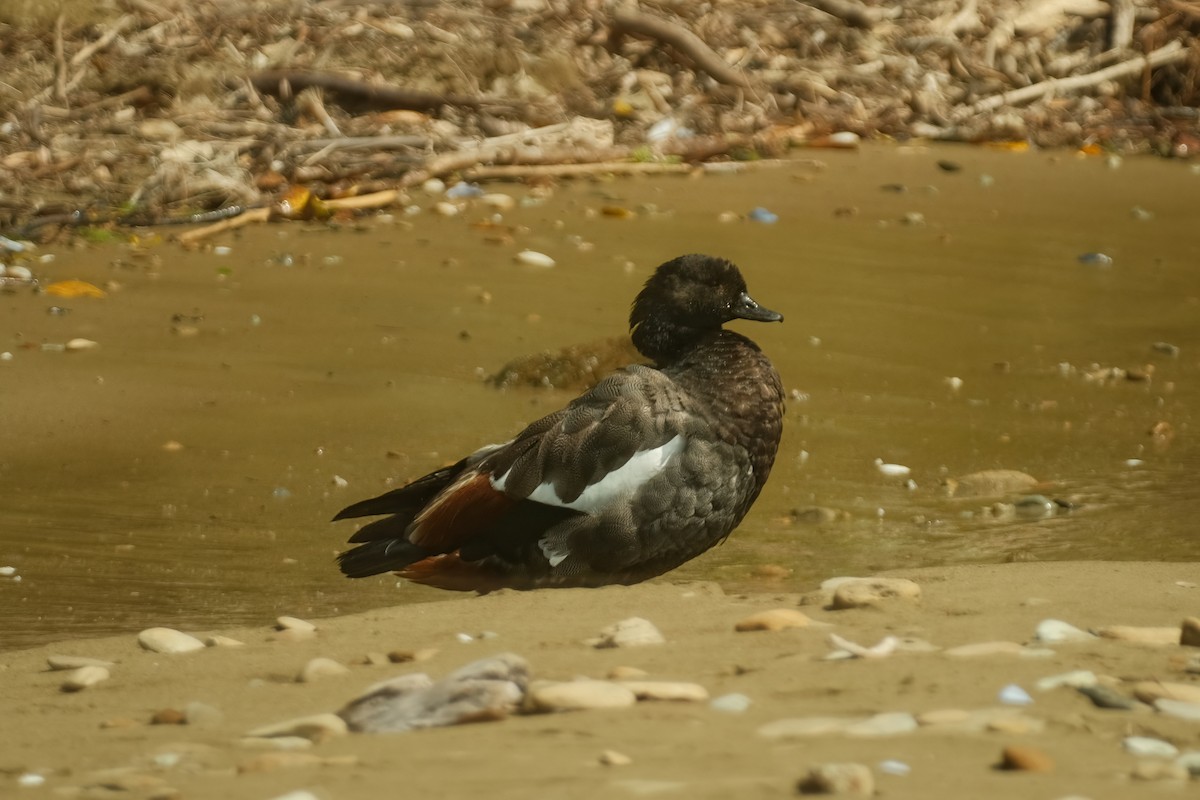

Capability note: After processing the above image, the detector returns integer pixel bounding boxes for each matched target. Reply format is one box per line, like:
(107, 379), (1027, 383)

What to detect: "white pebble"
(710, 693), (752, 713)
(0, 566), (15, 576)
(61, 665), (110, 692)
(213, 246), (232, 256)
(1123, 736), (1179, 758)
(593, 617), (665, 648)
(0, 352), (12, 362)
(998, 684), (1033, 706)
(331, 475), (348, 488)
(516, 250), (555, 268)
(1035, 670), (1097, 691)
(1033, 618), (1095, 643)
(481, 193), (515, 211)
(421, 178), (446, 194)
(7, 265), (32, 280)
(17, 774), (45, 787)
(137, 627), (206, 654)
(878, 759), (911, 776)
(1155, 698), (1200, 722)
(455, 632), (475, 643)
(944, 376), (964, 392)
(434, 201), (459, 217)
(275, 615), (316, 634)
(65, 338), (99, 351)
(874, 458), (911, 477)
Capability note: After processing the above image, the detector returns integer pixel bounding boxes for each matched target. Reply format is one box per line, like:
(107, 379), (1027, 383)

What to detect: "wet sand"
(2, 561), (1198, 798)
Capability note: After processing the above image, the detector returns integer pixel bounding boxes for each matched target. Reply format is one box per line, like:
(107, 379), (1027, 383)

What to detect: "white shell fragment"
(516, 250), (555, 268)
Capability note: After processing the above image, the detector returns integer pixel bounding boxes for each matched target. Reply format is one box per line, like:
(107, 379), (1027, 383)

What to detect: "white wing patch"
(492, 435), (685, 514)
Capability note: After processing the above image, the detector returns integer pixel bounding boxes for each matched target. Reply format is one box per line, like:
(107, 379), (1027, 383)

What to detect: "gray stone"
(1155, 698), (1200, 721)
(1077, 684), (1137, 710)
(710, 693), (752, 713)
(1123, 736), (1179, 758)
(339, 652), (528, 732)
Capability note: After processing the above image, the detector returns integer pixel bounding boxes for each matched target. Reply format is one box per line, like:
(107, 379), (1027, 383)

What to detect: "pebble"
(297, 656), (350, 682)
(1094, 625), (1181, 645)
(16, 773), (45, 787)
(999, 745), (1054, 772)
(239, 736), (313, 751)
(843, 712), (918, 737)
(759, 716), (862, 739)
(515, 250), (555, 268)
(527, 680), (638, 712)
(1014, 494), (1055, 518)
(1077, 684), (1137, 710)
(46, 655), (115, 671)
(205, 635), (244, 647)
(941, 469), (1038, 498)
(873, 459), (911, 477)
(275, 615), (316, 634)
(247, 712), (349, 743)
(1132, 680), (1200, 705)
(945, 641), (1027, 658)
(65, 337), (99, 351)
(1130, 761), (1189, 781)
(607, 665), (648, 680)
(267, 791), (322, 800)
(434, 201), (460, 216)
(796, 763), (874, 796)
(1180, 616), (1200, 647)
(481, 193), (515, 210)
(593, 617), (665, 648)
(339, 652), (528, 733)
(1077, 252), (1113, 266)
(618, 681), (708, 702)
(1176, 751), (1200, 777)
(734, 608), (811, 632)
(184, 701), (223, 727)
(1123, 736), (1179, 758)
(0, 566), (14, 576)
(747, 207), (778, 224)
(1155, 698), (1200, 721)
(599, 749), (633, 766)
(137, 627), (206, 654)
(710, 693), (752, 713)
(1035, 670), (1097, 691)
(830, 577), (921, 610)
(877, 760), (911, 776)
(61, 665), (110, 692)
(998, 683), (1033, 706)
(151, 708), (187, 725)
(1033, 618), (1094, 643)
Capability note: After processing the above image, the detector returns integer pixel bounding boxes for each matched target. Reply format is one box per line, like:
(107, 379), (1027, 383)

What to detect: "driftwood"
(958, 40), (1188, 118)
(177, 189), (402, 245)
(611, 9), (752, 88)
(801, 0), (900, 30)
(248, 70), (499, 113)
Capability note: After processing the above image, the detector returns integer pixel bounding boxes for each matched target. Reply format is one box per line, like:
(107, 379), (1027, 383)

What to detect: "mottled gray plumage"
(335, 254), (785, 590)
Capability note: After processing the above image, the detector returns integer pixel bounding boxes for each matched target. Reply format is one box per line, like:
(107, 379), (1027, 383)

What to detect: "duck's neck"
(631, 316), (713, 366)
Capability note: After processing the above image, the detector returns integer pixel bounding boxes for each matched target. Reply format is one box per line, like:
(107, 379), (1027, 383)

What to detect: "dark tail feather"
(337, 538), (430, 579)
(332, 462), (463, 523)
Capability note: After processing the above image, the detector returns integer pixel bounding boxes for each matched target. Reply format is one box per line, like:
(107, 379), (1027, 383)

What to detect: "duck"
(333, 254), (785, 591)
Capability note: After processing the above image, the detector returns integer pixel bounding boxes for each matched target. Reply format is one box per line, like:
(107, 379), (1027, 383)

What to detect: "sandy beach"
(2, 561), (1198, 799)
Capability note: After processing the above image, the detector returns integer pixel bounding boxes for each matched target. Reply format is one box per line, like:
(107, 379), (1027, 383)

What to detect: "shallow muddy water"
(2, 145), (1198, 650)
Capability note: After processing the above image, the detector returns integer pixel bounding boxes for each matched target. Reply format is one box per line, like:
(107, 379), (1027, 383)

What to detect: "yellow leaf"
(44, 279), (107, 298)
